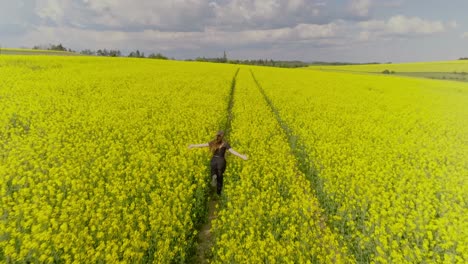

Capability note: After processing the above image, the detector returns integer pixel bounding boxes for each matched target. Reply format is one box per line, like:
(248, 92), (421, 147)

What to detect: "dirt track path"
(194, 195), (218, 263)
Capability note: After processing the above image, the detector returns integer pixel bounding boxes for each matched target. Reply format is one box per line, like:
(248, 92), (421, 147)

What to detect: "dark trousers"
(210, 157), (226, 195)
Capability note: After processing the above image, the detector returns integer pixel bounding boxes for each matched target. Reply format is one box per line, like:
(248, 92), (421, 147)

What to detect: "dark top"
(213, 142), (231, 159)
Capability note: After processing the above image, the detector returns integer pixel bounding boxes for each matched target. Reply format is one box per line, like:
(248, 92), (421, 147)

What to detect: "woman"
(188, 130), (248, 195)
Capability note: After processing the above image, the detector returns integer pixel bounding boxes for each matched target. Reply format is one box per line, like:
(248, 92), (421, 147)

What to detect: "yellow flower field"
(1, 56), (466, 263)
(211, 68), (353, 263)
(308, 60), (468, 73)
(252, 67), (468, 263)
(0, 56), (237, 263)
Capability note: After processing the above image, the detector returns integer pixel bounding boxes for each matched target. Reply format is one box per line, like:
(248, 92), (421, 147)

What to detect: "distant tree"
(459, 57), (468, 60)
(128, 50), (145, 58)
(108, 50), (121, 57)
(81, 49), (96, 55)
(96, 49), (107, 56)
(382, 69), (395, 74)
(92, 49), (121, 57)
(189, 55), (309, 68)
(148, 53), (168, 60)
(50, 43), (67, 51)
(222, 51), (228, 63)
(33, 44), (49, 50)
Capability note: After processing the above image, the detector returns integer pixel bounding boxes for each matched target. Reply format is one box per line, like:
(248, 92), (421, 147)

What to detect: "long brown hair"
(209, 131), (225, 154)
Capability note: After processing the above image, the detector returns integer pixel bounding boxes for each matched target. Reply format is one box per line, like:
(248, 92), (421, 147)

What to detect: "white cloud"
(210, 0), (326, 30)
(212, 0), (295, 23)
(349, 0), (373, 17)
(31, 0), (330, 32)
(358, 31), (371, 41)
(387, 16), (445, 34)
(462, 32), (468, 39)
(448, 20), (458, 29)
(18, 21), (343, 53)
(5, 0), (464, 62)
(34, 0), (214, 31)
(380, 0), (404, 8)
(358, 15), (446, 37)
(0, 0), (39, 35)
(35, 0), (66, 21)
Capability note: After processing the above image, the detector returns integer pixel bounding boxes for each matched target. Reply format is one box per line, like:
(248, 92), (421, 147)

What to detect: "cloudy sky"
(1, 0), (467, 62)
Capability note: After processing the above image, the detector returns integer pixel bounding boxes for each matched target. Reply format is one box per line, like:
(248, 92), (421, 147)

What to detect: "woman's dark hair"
(209, 131), (224, 154)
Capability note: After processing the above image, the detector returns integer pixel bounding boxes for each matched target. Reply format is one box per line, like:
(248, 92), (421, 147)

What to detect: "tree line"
(81, 48), (168, 59)
(33, 43), (468, 69)
(32, 43), (168, 59)
(33, 43), (74, 52)
(34, 45), (308, 68)
(186, 51), (309, 68)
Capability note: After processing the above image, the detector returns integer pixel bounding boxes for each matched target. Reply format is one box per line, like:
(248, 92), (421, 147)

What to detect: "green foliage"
(381, 69), (395, 74)
(147, 53), (168, 60)
(128, 50), (145, 58)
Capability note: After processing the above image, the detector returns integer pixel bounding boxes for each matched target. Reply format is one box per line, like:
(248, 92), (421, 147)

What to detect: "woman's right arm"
(188, 143), (209, 149)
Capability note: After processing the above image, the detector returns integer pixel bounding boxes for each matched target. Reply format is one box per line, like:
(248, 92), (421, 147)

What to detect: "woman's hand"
(241, 154), (248, 160)
(188, 144), (194, 149)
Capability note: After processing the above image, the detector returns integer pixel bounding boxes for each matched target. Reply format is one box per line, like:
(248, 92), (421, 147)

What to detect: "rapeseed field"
(1, 56), (466, 263)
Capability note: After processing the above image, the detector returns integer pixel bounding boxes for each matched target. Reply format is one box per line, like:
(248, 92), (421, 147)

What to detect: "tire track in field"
(193, 68), (239, 264)
(249, 69), (368, 263)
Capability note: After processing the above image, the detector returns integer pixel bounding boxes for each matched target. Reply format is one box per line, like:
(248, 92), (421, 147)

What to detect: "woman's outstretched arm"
(228, 148), (248, 160)
(188, 143), (209, 149)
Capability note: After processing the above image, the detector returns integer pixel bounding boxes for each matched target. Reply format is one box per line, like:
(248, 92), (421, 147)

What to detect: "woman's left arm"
(228, 148), (248, 160)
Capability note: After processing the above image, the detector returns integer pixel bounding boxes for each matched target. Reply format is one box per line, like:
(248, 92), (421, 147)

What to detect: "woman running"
(188, 130), (248, 195)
